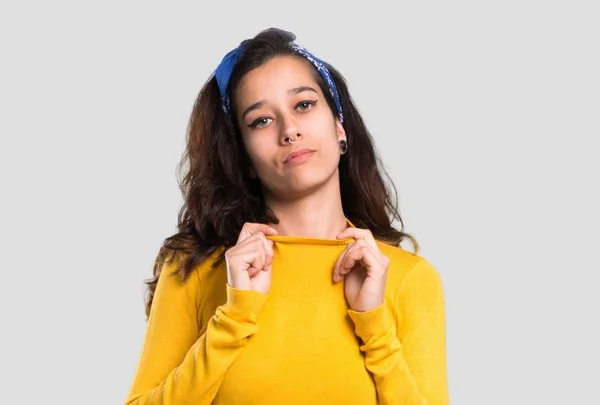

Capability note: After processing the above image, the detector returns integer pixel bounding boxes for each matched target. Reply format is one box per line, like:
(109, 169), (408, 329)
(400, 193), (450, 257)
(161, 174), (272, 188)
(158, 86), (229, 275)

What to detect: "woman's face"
(234, 55), (346, 200)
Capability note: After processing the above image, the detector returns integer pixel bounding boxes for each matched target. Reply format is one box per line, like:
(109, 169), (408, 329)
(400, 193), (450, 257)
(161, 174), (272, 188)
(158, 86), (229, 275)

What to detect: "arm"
(347, 259), (449, 405)
(124, 257), (267, 405)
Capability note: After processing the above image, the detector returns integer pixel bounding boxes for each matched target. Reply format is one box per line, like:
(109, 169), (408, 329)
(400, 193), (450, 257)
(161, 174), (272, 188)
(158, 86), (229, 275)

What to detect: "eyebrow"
(241, 86), (318, 120)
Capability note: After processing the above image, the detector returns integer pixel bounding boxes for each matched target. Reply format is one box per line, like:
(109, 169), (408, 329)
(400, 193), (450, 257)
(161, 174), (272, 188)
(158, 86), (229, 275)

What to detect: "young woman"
(125, 28), (449, 405)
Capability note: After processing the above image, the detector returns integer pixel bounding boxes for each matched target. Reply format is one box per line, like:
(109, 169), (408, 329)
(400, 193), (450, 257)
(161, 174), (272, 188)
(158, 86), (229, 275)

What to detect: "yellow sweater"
(125, 229), (448, 404)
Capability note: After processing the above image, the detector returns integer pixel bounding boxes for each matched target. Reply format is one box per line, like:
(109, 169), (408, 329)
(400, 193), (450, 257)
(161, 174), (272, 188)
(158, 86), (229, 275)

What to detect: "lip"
(283, 148), (316, 164)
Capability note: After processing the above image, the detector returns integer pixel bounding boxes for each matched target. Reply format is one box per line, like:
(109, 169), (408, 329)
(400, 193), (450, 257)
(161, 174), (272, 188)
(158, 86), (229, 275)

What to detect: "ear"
(335, 119), (346, 141)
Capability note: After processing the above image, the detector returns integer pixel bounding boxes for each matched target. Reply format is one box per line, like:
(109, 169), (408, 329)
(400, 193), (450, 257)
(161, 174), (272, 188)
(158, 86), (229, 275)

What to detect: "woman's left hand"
(333, 227), (390, 312)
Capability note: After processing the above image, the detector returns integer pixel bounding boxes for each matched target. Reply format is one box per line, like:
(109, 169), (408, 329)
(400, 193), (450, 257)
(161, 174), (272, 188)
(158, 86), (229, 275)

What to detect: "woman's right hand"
(224, 222), (278, 294)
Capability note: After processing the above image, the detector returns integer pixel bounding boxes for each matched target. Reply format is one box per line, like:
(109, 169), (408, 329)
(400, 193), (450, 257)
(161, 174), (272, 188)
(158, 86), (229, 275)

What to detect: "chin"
(272, 170), (338, 200)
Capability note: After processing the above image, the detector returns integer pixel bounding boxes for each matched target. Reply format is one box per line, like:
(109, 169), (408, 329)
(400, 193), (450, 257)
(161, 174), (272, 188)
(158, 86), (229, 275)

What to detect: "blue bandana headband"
(214, 40), (344, 124)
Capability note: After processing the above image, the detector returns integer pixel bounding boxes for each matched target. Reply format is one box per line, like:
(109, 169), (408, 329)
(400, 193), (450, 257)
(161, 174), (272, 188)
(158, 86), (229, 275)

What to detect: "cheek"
(324, 139), (341, 162)
(303, 108), (338, 141)
(307, 120), (339, 155)
(244, 137), (277, 169)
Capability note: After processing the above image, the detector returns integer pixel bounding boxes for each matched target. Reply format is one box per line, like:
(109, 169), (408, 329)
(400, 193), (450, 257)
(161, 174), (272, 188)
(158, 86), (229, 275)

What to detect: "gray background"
(1, 1), (598, 404)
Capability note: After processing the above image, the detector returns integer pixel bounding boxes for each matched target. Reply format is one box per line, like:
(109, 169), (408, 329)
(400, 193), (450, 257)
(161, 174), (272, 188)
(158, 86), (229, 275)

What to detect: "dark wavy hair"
(143, 28), (419, 318)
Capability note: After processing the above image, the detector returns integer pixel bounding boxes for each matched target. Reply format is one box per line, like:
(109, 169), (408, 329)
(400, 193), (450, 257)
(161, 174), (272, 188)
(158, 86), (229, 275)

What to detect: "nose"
(279, 113), (302, 145)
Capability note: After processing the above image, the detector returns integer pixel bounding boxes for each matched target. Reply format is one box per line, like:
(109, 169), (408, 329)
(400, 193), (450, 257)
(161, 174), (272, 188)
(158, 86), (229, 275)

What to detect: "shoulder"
(376, 241), (422, 273)
(376, 241), (444, 298)
(151, 247), (227, 319)
(156, 247), (226, 294)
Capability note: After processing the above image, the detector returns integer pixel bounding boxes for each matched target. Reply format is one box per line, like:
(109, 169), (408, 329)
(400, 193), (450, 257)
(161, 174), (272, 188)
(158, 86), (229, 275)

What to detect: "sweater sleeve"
(347, 258), (449, 405)
(124, 258), (268, 405)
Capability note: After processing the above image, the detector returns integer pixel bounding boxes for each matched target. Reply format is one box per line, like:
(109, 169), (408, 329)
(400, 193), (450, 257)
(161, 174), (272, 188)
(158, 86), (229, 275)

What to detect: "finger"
(351, 239), (387, 268)
(335, 240), (373, 280)
(336, 227), (378, 250)
(265, 239), (274, 270)
(340, 245), (381, 276)
(237, 222), (278, 244)
(340, 243), (382, 276)
(247, 265), (262, 278)
(256, 234), (274, 271)
(338, 239), (367, 275)
(333, 243), (352, 283)
(227, 246), (264, 279)
(236, 238), (266, 274)
(240, 232), (273, 271)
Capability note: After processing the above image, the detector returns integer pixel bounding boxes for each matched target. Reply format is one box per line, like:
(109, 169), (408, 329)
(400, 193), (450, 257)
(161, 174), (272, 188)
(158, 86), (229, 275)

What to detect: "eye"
(248, 117), (273, 128)
(296, 100), (317, 111)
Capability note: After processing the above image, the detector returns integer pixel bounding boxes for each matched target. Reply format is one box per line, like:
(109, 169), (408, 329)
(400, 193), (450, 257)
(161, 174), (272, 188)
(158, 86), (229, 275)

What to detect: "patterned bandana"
(214, 38), (344, 124)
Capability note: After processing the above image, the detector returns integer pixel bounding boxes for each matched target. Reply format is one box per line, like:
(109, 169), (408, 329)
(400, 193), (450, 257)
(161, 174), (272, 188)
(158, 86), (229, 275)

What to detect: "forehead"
(234, 56), (320, 103)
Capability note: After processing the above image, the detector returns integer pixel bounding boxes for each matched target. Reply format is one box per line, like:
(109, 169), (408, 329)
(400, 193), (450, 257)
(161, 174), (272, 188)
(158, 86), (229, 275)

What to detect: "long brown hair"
(144, 28), (419, 318)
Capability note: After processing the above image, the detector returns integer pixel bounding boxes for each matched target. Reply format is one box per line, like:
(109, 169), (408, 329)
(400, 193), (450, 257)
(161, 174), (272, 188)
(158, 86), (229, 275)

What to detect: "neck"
(265, 177), (348, 240)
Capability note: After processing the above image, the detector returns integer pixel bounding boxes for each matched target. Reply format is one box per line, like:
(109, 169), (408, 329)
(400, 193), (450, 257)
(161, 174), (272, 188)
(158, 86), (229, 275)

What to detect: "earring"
(339, 139), (348, 155)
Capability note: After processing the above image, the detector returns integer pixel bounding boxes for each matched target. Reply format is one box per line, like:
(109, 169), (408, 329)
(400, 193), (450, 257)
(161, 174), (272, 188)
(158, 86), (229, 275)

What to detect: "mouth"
(284, 148), (316, 164)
